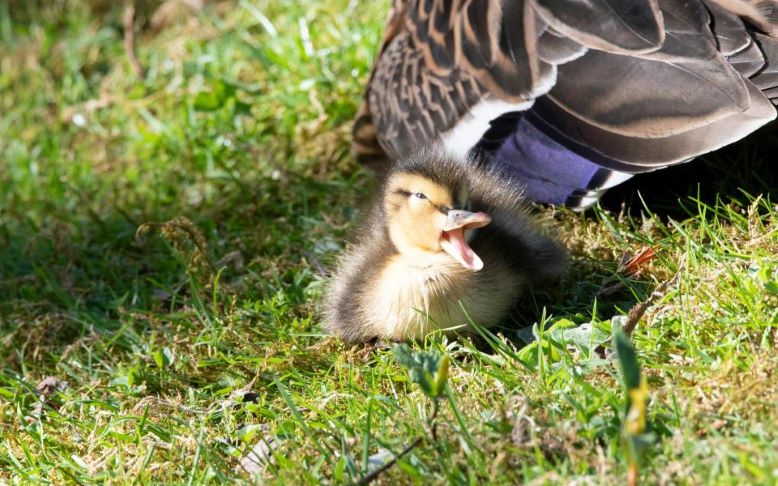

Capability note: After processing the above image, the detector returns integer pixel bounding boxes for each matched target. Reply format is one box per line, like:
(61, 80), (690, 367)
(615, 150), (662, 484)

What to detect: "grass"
(0, 0), (776, 483)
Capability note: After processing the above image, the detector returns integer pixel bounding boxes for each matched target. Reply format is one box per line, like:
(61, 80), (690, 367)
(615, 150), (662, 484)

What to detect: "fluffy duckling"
(324, 151), (567, 342)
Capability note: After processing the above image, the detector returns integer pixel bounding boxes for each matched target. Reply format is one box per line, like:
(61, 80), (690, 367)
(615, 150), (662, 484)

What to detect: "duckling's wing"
(356, 0), (778, 206)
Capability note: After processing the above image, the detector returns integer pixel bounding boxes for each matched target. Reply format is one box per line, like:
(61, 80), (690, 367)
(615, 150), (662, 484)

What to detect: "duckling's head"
(383, 160), (491, 271)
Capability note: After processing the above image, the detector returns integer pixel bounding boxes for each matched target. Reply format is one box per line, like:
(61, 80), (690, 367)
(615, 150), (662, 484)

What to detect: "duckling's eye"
(412, 192), (427, 200)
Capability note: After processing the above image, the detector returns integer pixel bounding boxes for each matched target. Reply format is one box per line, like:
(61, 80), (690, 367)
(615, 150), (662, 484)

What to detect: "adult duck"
(353, 0), (778, 208)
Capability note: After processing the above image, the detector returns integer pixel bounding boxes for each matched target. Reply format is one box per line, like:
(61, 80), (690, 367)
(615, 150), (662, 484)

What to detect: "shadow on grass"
(491, 124), (778, 346)
(0, 171), (360, 370)
(600, 124), (778, 218)
(496, 263), (655, 345)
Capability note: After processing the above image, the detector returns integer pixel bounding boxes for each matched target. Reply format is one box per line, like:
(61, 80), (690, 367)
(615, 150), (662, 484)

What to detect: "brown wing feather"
(707, 0), (778, 35)
(367, 32), (485, 159)
(532, 0), (664, 54)
(352, 0), (410, 167)
(354, 0), (778, 169)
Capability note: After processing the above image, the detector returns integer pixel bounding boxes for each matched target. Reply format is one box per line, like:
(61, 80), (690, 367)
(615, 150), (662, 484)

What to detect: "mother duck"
(354, 0), (778, 209)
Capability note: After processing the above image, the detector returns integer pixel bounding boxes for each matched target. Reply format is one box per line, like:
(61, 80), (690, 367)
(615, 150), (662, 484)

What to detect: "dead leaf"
(619, 246), (657, 277)
(598, 246), (658, 298)
(36, 376), (68, 396)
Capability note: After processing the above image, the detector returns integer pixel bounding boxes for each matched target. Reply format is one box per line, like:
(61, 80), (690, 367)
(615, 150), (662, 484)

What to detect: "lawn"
(1, 0), (777, 484)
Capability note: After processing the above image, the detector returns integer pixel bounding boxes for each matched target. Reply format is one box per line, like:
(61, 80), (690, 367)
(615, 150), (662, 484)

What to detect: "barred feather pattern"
(354, 0), (778, 199)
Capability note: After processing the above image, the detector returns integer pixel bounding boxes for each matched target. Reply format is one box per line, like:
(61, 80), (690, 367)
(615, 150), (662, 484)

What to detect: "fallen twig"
(597, 280), (628, 299)
(303, 250), (331, 278)
(357, 388), (438, 484)
(123, 3), (145, 80)
(597, 246), (657, 298)
(622, 274), (678, 337)
(358, 437), (422, 485)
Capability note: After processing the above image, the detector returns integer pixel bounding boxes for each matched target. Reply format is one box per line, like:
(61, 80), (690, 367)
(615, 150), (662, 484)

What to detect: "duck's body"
(325, 152), (566, 342)
(354, 0), (778, 209)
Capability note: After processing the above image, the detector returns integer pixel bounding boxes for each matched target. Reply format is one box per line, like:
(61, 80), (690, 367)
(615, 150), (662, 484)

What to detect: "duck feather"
(532, 0), (664, 54)
(355, 0), (778, 203)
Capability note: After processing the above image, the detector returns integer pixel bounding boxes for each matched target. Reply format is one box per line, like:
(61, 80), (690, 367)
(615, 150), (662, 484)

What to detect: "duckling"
(354, 0), (778, 209)
(324, 151), (567, 342)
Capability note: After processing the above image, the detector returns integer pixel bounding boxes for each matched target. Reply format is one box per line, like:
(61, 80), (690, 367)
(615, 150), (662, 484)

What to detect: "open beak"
(440, 210), (491, 271)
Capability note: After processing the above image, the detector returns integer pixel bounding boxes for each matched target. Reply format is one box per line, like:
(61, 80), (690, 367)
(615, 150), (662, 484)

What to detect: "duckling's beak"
(441, 210), (491, 271)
